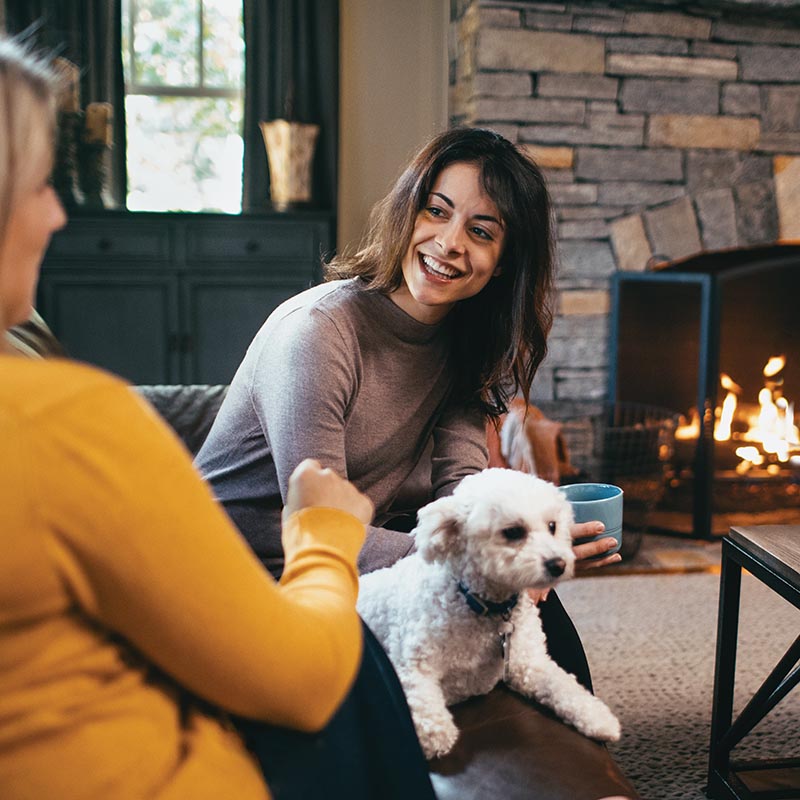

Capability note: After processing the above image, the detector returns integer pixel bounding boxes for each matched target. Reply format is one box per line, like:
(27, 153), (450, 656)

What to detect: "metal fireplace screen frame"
(607, 244), (800, 539)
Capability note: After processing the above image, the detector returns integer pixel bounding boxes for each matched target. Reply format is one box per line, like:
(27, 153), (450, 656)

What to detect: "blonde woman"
(0, 37), (431, 800)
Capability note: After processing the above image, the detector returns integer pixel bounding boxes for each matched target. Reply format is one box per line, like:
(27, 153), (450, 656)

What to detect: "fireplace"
(447, 0), (800, 535)
(608, 243), (800, 538)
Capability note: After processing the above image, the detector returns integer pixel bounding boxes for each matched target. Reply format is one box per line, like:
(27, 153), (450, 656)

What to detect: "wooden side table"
(707, 525), (800, 800)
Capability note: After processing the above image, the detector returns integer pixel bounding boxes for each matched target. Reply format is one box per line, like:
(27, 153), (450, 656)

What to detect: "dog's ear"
(412, 495), (466, 563)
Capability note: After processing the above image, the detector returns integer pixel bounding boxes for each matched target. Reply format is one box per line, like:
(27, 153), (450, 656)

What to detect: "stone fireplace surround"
(449, 0), (800, 472)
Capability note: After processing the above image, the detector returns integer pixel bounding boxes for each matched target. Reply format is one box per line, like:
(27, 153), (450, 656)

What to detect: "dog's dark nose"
(545, 558), (566, 577)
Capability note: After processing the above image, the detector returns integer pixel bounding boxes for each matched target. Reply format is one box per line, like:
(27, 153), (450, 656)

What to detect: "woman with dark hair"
(325, 126), (554, 421)
(196, 127), (620, 686)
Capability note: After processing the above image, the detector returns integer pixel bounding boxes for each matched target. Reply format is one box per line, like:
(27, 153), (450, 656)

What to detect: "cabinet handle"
(167, 333), (193, 353)
(97, 237), (112, 252)
(245, 239), (260, 254)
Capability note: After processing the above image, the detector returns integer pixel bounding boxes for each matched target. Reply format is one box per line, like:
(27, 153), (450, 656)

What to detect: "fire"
(675, 410), (699, 440)
(764, 355), (785, 377)
(714, 387), (737, 442)
(675, 355), (800, 473)
(735, 445), (763, 475)
(720, 373), (742, 393)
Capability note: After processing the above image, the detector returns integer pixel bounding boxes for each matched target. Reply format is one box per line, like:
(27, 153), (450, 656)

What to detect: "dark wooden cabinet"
(37, 211), (334, 384)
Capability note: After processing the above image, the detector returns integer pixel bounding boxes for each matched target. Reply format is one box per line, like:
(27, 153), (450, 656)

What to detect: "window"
(121, 0), (244, 213)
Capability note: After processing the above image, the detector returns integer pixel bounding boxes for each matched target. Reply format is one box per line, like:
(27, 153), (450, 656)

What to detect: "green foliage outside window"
(122, 0), (244, 213)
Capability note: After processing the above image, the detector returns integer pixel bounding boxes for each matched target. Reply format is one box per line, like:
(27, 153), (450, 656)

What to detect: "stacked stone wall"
(449, 0), (800, 454)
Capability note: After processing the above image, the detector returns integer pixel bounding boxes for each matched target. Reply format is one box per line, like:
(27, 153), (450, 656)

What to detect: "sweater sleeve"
(250, 308), (356, 496)
(430, 401), (489, 498)
(34, 379), (364, 732)
(248, 309), (416, 571)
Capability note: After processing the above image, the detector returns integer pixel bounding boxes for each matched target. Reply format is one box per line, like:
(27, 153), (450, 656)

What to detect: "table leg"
(707, 541), (743, 798)
(717, 636), (800, 755)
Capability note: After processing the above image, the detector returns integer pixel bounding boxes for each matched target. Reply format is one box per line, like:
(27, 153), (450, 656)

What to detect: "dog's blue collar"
(457, 581), (518, 618)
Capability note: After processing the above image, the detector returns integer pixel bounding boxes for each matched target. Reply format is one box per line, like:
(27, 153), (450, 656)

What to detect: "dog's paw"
(574, 698), (621, 742)
(417, 715), (460, 760)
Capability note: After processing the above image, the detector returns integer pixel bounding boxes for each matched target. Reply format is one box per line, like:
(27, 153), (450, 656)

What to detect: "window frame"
(124, 0), (243, 100)
(122, 0), (245, 213)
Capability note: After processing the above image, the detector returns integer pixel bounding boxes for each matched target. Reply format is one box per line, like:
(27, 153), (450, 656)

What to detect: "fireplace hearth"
(608, 243), (800, 537)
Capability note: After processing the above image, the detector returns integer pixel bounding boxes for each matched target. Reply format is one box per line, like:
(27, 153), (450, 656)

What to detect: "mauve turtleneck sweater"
(196, 279), (488, 576)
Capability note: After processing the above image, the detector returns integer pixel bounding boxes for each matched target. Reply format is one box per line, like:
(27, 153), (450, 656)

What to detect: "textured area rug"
(603, 532), (722, 576)
(559, 573), (800, 800)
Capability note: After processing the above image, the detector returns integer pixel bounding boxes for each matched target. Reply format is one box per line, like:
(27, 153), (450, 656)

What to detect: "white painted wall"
(338, 0), (449, 251)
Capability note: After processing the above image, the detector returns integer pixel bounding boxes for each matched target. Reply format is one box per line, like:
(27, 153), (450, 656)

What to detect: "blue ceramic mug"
(559, 482), (624, 558)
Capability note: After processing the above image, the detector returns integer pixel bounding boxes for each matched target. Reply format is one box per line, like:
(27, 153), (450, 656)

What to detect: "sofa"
(136, 383), (640, 800)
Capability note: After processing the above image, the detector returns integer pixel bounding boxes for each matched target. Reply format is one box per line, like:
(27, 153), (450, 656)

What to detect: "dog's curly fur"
(357, 468), (621, 759)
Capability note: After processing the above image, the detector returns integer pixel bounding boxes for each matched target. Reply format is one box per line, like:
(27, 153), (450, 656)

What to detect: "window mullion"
(128, 0), (137, 84)
(198, 0), (204, 90)
(125, 83), (239, 99)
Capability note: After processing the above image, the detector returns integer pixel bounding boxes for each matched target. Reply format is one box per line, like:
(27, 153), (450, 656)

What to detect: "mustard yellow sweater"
(0, 356), (365, 799)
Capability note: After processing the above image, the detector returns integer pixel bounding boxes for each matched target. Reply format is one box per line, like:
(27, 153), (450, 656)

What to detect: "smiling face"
(389, 161), (505, 325)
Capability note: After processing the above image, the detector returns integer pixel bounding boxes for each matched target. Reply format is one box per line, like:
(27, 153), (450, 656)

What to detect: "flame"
(677, 355), (799, 473)
(732, 357), (798, 469)
(720, 373), (742, 393)
(675, 408), (700, 440)
(735, 445), (763, 475)
(714, 392), (737, 441)
(764, 355), (786, 378)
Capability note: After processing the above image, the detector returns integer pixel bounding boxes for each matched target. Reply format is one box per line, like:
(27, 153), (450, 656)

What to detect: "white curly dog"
(357, 468), (621, 759)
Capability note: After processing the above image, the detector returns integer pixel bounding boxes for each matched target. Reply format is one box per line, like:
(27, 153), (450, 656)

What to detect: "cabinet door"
(183, 274), (312, 385)
(186, 218), (330, 272)
(38, 271), (180, 384)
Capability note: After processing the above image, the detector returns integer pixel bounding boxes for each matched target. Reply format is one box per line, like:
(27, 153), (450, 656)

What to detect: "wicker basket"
(592, 403), (680, 557)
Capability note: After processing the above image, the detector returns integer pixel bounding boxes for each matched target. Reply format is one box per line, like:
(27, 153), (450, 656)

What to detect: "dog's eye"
(502, 525), (527, 542)
(548, 521), (557, 536)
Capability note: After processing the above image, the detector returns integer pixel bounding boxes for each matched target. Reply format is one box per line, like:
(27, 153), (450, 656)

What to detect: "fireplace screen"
(608, 244), (800, 538)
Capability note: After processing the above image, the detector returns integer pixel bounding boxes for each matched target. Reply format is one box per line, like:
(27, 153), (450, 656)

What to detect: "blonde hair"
(0, 37), (60, 248)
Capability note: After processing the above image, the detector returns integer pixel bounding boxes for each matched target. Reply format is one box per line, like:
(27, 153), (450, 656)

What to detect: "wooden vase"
(259, 119), (320, 210)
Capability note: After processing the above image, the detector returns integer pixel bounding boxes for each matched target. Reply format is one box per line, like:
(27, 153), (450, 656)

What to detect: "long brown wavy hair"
(325, 127), (556, 418)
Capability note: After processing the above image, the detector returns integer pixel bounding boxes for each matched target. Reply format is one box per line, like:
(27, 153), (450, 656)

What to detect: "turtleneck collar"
(350, 280), (451, 345)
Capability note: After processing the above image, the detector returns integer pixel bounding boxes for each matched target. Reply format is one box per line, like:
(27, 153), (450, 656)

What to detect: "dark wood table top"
(729, 525), (800, 589)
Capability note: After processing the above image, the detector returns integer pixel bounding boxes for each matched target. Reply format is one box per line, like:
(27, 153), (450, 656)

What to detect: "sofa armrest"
(135, 384), (228, 457)
(430, 685), (639, 800)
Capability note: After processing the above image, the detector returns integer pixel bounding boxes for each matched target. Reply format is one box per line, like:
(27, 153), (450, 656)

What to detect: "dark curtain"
(5, 0), (127, 208)
(6, 0), (337, 212)
(242, 0), (338, 212)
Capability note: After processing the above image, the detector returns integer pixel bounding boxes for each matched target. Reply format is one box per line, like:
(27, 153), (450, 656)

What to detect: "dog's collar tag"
(457, 582), (519, 617)
(499, 620), (515, 683)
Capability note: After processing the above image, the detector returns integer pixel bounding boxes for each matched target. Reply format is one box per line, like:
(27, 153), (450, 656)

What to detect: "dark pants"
(238, 594), (591, 799)
(237, 622), (436, 800)
(540, 589), (594, 692)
